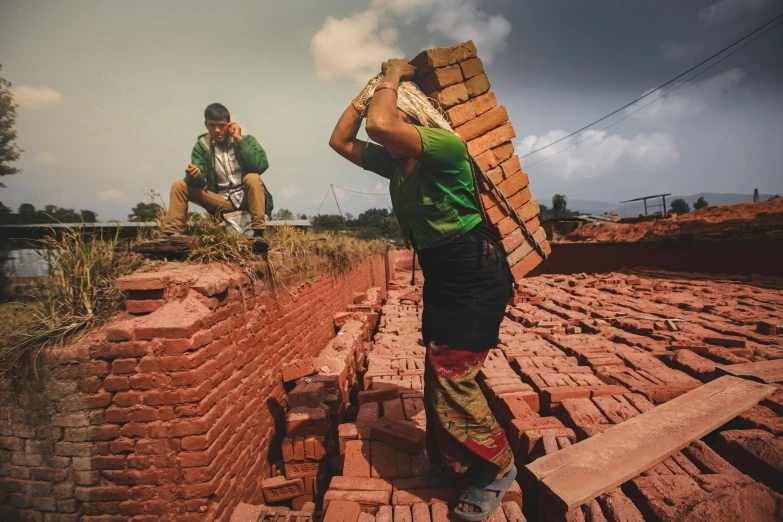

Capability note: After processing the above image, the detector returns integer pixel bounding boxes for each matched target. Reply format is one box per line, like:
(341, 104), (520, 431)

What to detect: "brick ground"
(319, 267), (782, 522)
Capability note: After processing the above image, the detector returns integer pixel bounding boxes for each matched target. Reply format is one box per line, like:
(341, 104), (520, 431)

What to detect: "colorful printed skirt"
(424, 341), (514, 478)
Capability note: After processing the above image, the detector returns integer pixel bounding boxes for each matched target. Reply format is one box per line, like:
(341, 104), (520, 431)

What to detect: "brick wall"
(0, 255), (388, 521)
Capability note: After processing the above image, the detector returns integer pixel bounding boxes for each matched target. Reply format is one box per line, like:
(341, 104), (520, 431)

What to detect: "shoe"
(253, 229), (265, 239)
(252, 237), (269, 254)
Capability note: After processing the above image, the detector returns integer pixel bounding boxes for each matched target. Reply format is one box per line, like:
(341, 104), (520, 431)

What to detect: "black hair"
(204, 103), (230, 122)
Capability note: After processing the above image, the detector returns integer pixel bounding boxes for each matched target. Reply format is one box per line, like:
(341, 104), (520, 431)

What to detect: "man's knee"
(244, 173), (262, 187)
(172, 180), (188, 194)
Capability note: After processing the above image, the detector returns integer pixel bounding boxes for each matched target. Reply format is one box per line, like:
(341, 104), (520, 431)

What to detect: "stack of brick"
(322, 498), (525, 522)
(410, 41), (551, 280)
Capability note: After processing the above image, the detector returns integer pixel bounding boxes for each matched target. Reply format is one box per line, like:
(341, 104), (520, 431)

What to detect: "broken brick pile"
(409, 41), (552, 279)
(261, 290), (384, 510)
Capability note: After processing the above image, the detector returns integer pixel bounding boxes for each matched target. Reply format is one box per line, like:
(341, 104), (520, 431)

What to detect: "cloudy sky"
(1, 0), (781, 221)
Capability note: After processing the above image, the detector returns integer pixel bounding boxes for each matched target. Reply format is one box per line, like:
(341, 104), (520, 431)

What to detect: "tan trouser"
(165, 173), (266, 234)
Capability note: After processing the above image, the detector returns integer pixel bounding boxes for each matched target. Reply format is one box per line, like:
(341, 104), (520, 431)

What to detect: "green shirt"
(361, 126), (482, 250)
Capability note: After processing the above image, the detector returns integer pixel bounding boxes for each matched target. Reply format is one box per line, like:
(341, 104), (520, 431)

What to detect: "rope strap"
(469, 154), (548, 261)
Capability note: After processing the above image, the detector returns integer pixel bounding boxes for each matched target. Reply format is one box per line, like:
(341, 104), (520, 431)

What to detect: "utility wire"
(520, 12), (783, 160)
(331, 184), (389, 196)
(524, 17), (783, 171)
(314, 187), (331, 215)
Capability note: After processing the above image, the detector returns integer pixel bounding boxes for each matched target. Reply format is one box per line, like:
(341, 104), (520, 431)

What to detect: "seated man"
(165, 103), (273, 244)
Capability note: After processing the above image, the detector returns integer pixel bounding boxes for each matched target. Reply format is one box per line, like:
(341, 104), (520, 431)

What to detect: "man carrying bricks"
(164, 103), (273, 250)
(329, 58), (516, 522)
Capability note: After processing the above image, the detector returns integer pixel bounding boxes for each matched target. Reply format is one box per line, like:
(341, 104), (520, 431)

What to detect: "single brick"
(455, 106), (509, 142)
(465, 73), (490, 98)
(445, 102), (476, 127)
(262, 476), (304, 502)
(324, 500), (362, 522)
(344, 440), (372, 478)
(417, 65), (463, 93)
(282, 359), (316, 382)
(468, 122), (516, 157)
(368, 419), (426, 454)
(460, 57), (485, 79)
(430, 84), (469, 109)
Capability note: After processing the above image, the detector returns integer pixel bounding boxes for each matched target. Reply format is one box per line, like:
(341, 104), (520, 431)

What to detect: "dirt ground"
(565, 198), (783, 242)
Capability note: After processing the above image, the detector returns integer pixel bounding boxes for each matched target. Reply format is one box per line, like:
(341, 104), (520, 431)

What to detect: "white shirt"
(214, 139), (244, 209)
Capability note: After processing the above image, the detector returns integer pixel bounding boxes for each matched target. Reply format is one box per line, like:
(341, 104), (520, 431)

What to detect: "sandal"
(452, 465), (518, 522)
(426, 465), (460, 488)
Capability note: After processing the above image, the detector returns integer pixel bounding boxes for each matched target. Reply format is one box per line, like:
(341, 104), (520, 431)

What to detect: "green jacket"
(185, 133), (274, 217)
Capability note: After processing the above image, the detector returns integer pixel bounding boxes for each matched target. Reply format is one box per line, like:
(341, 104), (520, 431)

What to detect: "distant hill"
(562, 193), (776, 217)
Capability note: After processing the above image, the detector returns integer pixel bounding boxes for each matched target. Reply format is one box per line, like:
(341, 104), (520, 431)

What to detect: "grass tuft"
(0, 227), (143, 382)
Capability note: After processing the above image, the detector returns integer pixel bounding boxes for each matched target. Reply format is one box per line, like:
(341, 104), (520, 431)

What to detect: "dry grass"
(0, 216), (379, 382)
(0, 228), (143, 381)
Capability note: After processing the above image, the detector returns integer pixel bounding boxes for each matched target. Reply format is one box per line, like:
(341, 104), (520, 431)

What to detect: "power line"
(331, 184), (389, 196)
(314, 187), (330, 215)
(525, 17), (783, 171)
(520, 12), (783, 160)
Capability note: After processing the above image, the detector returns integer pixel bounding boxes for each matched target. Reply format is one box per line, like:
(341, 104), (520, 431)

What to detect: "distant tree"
(79, 209), (99, 222)
(0, 201), (12, 224)
(273, 208), (295, 220)
(538, 203), (553, 222)
(299, 213), (308, 220)
(670, 199), (690, 215)
(128, 202), (163, 222)
(693, 197), (709, 210)
(311, 214), (344, 230)
(0, 65), (23, 186)
(552, 194), (568, 218)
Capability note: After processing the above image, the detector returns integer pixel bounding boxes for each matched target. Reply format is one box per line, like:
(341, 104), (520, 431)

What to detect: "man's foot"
(253, 229), (265, 239)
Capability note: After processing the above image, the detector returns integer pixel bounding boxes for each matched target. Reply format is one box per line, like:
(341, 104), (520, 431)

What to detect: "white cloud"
(97, 189), (126, 202)
(518, 130), (679, 180)
(698, 0), (774, 26)
(311, 11), (404, 84)
(35, 152), (58, 165)
(627, 67), (746, 126)
(280, 184), (303, 199)
(10, 85), (63, 110)
(311, 0), (511, 84)
(141, 164), (152, 172)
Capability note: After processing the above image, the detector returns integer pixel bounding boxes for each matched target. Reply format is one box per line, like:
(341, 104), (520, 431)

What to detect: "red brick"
(368, 419), (425, 454)
(394, 505), (413, 522)
(459, 57), (485, 79)
(344, 440), (372, 478)
(323, 491), (390, 512)
(392, 489), (458, 505)
(486, 185), (533, 224)
(417, 65), (463, 93)
(371, 441), (398, 480)
(465, 73), (490, 98)
(125, 299), (165, 315)
(103, 375), (130, 392)
(431, 502), (449, 522)
(358, 388), (401, 405)
(330, 476), (393, 493)
(282, 359), (316, 382)
(430, 84), (469, 109)
(503, 227), (546, 269)
(410, 41), (478, 74)
(481, 172), (530, 210)
(284, 460), (324, 478)
(111, 359), (138, 374)
(455, 106), (509, 142)
(471, 91), (497, 116)
(286, 406), (330, 437)
(445, 102), (476, 127)
(468, 122), (516, 156)
(293, 437), (306, 461)
(412, 503), (431, 522)
(357, 402), (381, 422)
(262, 476), (304, 502)
(289, 381), (326, 409)
(305, 436), (326, 461)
